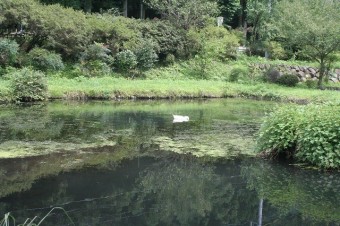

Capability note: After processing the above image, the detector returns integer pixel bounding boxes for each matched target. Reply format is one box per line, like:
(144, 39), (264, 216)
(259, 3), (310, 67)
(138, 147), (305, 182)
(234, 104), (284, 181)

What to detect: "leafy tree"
(0, 0), (92, 57)
(143, 0), (220, 30)
(139, 19), (187, 59)
(246, 0), (277, 45)
(271, 0), (340, 88)
(218, 0), (240, 25)
(0, 38), (19, 67)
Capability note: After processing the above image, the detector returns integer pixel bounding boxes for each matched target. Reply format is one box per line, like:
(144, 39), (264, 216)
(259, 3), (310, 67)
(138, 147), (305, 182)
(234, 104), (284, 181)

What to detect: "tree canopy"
(143, 0), (220, 29)
(271, 0), (340, 87)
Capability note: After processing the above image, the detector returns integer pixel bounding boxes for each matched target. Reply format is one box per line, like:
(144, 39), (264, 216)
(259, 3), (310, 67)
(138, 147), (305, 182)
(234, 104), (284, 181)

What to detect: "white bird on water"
(172, 115), (189, 123)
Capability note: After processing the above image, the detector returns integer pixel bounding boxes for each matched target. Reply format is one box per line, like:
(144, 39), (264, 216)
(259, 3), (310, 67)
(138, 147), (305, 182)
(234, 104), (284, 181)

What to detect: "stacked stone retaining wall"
(251, 64), (340, 82)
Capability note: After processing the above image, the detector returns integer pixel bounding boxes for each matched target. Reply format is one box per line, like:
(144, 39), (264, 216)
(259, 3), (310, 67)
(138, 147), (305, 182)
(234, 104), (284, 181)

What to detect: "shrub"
(140, 20), (187, 59)
(264, 41), (287, 60)
(0, 0), (92, 57)
(276, 74), (299, 87)
(265, 67), (281, 83)
(80, 43), (113, 65)
(134, 40), (158, 70)
(28, 48), (64, 71)
(229, 65), (249, 82)
(0, 38), (19, 67)
(79, 60), (111, 77)
(256, 105), (340, 168)
(186, 26), (240, 60)
(164, 54), (175, 65)
(296, 106), (340, 168)
(114, 50), (137, 72)
(9, 68), (48, 102)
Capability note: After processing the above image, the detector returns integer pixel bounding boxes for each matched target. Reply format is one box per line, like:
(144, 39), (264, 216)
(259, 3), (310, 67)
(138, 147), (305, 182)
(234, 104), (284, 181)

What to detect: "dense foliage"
(276, 74), (299, 87)
(0, 38), (19, 67)
(28, 47), (64, 71)
(270, 0), (340, 87)
(143, 0), (220, 30)
(9, 67), (48, 102)
(256, 105), (340, 168)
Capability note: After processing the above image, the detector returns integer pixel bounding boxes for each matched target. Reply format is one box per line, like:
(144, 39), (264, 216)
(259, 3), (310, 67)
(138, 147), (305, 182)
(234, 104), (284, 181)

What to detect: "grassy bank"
(1, 76), (340, 103)
(48, 77), (340, 103)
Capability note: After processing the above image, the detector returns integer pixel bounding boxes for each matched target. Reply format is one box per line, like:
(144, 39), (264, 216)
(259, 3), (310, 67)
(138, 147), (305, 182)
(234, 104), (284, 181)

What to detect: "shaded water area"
(0, 99), (339, 225)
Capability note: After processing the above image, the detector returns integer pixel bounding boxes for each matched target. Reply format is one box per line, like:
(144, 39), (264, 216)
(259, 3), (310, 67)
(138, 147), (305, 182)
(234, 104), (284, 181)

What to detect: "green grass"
(48, 77), (226, 99)
(49, 77), (340, 103)
(1, 76), (340, 103)
(224, 82), (340, 103)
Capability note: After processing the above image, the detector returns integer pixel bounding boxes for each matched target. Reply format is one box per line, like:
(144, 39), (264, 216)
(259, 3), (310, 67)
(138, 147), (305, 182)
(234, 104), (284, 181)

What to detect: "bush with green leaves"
(186, 26), (240, 60)
(264, 41), (287, 60)
(9, 68), (48, 102)
(229, 65), (249, 82)
(165, 54), (176, 65)
(0, 38), (19, 67)
(28, 48), (64, 71)
(135, 40), (158, 70)
(276, 74), (299, 87)
(256, 104), (340, 169)
(80, 42), (113, 65)
(114, 50), (137, 72)
(140, 20), (187, 59)
(0, 0), (92, 57)
(78, 60), (111, 77)
(265, 67), (281, 83)
(296, 106), (340, 168)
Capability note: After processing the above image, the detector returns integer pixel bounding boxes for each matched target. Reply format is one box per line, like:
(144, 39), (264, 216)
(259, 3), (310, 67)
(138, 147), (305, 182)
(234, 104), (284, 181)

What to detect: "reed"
(0, 207), (74, 226)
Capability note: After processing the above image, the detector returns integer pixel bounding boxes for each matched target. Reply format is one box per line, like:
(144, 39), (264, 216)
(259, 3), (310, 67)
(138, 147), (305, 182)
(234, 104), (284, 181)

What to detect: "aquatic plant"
(256, 104), (340, 168)
(0, 207), (74, 226)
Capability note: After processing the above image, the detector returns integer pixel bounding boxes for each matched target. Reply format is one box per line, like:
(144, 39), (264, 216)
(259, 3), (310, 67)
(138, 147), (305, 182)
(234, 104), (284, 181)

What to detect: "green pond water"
(0, 99), (339, 226)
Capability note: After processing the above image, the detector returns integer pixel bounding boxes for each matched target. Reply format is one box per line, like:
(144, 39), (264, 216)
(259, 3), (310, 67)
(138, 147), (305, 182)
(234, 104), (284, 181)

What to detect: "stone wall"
(251, 64), (340, 82)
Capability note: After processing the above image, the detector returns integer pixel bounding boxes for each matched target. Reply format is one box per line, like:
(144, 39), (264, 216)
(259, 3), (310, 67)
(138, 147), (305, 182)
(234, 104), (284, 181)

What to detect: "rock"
(309, 68), (316, 75)
(298, 71), (305, 78)
(330, 77), (339, 83)
(335, 69), (340, 75)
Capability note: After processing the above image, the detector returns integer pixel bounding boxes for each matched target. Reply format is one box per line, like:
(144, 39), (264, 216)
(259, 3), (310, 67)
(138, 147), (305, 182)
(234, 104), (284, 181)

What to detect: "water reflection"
(0, 100), (339, 225)
(1, 156), (339, 225)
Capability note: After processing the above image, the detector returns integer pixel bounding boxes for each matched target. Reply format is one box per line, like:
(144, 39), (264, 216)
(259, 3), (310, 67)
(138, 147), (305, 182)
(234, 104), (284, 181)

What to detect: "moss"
(0, 140), (117, 158)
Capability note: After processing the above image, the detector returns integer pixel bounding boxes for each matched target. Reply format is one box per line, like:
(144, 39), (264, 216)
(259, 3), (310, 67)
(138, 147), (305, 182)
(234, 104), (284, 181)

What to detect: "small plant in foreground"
(256, 104), (340, 168)
(9, 68), (48, 102)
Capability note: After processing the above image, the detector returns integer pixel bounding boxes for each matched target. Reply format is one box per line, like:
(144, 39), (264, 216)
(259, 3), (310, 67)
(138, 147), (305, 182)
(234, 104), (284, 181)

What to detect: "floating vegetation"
(0, 140), (117, 159)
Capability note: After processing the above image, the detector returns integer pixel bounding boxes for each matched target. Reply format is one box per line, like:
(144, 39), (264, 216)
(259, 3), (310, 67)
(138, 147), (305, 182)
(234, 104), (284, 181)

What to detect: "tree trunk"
(318, 58), (325, 89)
(123, 0), (128, 17)
(140, 0), (145, 19)
(83, 0), (92, 13)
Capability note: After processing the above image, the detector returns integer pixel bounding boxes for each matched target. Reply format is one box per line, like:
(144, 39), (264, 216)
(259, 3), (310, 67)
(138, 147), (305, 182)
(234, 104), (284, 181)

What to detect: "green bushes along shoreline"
(256, 104), (340, 169)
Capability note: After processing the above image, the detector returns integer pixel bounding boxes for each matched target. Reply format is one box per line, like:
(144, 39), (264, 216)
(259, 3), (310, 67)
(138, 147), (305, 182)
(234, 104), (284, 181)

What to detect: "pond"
(0, 99), (339, 225)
